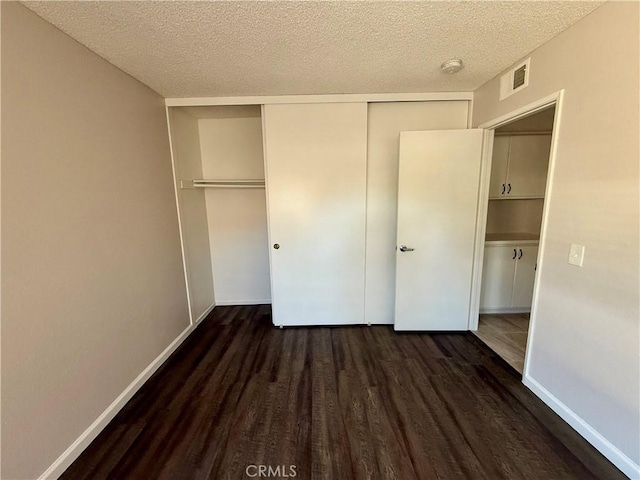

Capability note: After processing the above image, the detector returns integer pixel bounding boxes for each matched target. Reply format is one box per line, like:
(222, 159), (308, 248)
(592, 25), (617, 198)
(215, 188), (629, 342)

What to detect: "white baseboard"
(193, 302), (216, 324)
(214, 299), (271, 306)
(480, 307), (531, 314)
(523, 375), (640, 479)
(38, 323), (195, 480)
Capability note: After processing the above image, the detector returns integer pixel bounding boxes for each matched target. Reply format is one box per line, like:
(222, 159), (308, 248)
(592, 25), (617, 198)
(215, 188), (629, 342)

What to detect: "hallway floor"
(473, 313), (530, 374)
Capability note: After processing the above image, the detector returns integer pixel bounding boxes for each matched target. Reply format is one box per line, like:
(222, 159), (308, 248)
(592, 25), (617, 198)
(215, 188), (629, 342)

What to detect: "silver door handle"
(399, 245), (415, 252)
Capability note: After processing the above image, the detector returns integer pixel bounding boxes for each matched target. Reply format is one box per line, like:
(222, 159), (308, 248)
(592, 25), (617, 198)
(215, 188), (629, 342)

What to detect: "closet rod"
(181, 179), (265, 189)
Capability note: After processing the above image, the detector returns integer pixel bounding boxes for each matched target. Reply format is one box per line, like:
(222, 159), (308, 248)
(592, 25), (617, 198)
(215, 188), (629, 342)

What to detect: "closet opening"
(473, 105), (556, 374)
(167, 105), (271, 325)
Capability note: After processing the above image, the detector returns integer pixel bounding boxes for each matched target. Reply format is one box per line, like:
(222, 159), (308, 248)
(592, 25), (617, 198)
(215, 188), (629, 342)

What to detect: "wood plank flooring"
(61, 306), (624, 480)
(473, 313), (530, 373)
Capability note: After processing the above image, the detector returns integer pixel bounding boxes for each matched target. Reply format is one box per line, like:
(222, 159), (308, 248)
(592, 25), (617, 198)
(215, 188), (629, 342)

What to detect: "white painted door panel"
(512, 245), (538, 308)
(480, 245), (517, 309)
(365, 101), (469, 325)
(506, 135), (551, 198)
(395, 129), (484, 331)
(263, 103), (367, 326)
(488, 136), (510, 199)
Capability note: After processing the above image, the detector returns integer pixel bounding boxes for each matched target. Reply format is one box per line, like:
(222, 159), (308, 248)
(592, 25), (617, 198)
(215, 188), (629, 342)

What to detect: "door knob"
(399, 245), (415, 252)
(273, 243), (280, 250)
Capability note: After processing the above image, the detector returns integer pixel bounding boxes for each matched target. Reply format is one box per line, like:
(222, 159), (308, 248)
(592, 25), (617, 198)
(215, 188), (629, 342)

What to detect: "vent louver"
(513, 64), (527, 89)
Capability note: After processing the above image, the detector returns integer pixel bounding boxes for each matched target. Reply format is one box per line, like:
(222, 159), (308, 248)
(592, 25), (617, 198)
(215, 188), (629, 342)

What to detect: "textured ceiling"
(22, 1), (604, 98)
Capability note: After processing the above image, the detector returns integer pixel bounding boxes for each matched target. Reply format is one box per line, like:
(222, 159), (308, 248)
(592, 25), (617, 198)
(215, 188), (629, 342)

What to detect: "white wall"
(365, 101), (469, 324)
(1, 4), (190, 478)
(198, 106), (271, 304)
(169, 109), (216, 319)
(473, 2), (639, 476)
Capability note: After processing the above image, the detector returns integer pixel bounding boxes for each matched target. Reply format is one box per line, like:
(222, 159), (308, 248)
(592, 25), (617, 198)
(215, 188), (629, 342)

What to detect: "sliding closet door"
(263, 103), (367, 326)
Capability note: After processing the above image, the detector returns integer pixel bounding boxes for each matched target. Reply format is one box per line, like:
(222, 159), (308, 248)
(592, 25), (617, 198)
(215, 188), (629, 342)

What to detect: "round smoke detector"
(441, 59), (463, 74)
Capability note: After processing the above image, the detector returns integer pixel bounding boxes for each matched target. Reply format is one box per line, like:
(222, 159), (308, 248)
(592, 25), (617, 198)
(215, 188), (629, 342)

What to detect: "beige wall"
(1, 3), (190, 479)
(473, 2), (639, 473)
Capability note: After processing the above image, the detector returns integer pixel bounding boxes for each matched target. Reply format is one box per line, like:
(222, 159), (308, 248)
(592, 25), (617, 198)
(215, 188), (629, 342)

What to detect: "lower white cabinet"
(480, 242), (539, 312)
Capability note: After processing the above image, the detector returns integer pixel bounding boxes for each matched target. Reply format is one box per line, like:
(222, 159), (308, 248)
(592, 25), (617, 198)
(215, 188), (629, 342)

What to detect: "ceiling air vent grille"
(500, 58), (530, 100)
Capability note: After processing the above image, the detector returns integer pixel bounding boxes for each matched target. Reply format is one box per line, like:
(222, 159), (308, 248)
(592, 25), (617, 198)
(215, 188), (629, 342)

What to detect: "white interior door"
(263, 103), (367, 326)
(395, 129), (484, 331)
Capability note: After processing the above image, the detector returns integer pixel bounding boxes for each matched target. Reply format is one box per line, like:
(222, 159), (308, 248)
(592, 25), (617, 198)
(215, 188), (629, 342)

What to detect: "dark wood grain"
(60, 306), (625, 480)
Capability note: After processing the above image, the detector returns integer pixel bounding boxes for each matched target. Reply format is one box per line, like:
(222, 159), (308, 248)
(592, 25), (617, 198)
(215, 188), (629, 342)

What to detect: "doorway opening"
(473, 105), (556, 374)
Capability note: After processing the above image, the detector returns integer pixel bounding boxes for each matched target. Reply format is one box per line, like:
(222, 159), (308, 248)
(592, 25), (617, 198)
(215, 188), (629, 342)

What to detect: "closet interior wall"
(168, 105), (270, 321)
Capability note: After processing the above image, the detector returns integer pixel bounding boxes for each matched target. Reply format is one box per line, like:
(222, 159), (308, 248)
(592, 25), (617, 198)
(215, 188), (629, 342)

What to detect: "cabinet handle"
(507, 183), (512, 194)
(513, 249), (517, 259)
(501, 183), (506, 195)
(518, 248), (523, 259)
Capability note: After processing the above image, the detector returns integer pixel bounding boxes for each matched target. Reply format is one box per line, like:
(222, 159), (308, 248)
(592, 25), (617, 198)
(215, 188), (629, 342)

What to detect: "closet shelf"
(181, 179), (265, 189)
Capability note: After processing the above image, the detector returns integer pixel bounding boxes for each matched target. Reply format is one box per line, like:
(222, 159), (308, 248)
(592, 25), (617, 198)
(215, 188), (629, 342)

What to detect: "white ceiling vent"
(500, 58), (530, 100)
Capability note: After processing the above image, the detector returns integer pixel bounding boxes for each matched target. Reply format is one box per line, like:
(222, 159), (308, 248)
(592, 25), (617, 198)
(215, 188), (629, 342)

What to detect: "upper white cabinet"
(263, 103), (368, 326)
(489, 134), (552, 199)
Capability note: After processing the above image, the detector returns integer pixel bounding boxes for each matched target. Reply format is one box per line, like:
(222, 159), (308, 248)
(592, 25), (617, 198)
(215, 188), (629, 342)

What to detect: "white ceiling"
(22, 1), (604, 99)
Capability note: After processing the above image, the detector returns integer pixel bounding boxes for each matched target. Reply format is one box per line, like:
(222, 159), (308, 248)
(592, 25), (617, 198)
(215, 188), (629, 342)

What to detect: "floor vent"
(500, 58), (530, 100)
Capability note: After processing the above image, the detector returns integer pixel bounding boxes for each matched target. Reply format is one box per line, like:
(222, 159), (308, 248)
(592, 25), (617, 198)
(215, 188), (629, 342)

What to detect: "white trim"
(494, 130), (552, 137)
(467, 129), (494, 331)
(193, 302), (216, 324)
(261, 105), (278, 327)
(470, 90), (563, 376)
(523, 375), (640, 479)
(214, 299), (271, 306)
(165, 92), (473, 107)
(477, 91), (560, 130)
(165, 106), (195, 326)
(38, 324), (195, 480)
(521, 91), (563, 378)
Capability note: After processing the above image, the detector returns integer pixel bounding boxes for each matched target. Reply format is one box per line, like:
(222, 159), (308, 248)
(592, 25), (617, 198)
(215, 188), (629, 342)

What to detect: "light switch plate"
(568, 244), (585, 267)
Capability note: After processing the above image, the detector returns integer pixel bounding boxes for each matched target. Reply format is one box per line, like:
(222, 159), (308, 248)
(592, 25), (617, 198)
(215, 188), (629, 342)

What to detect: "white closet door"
(489, 136), (511, 198)
(263, 103), (367, 326)
(394, 129), (484, 331)
(506, 135), (552, 197)
(365, 101), (469, 325)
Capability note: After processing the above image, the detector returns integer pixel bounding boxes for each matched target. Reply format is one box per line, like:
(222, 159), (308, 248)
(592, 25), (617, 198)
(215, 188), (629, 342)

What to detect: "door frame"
(467, 90), (565, 378)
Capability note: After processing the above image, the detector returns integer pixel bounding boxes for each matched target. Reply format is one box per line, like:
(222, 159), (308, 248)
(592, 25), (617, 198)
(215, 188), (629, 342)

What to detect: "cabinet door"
(506, 135), (551, 198)
(511, 245), (539, 308)
(263, 103), (367, 326)
(489, 136), (510, 198)
(480, 245), (516, 309)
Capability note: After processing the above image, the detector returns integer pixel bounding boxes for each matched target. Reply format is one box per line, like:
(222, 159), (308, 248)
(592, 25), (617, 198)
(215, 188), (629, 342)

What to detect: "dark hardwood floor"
(61, 305), (624, 480)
